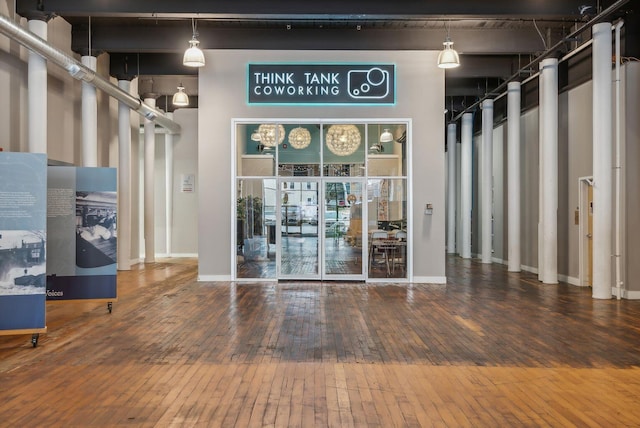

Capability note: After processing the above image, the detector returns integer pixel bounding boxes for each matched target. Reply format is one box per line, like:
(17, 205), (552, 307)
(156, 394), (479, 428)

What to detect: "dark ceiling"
(14, 0), (637, 113)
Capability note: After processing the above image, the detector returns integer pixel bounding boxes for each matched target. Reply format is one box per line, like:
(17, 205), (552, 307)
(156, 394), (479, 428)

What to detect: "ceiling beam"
(73, 26), (567, 54)
(17, 0), (591, 19)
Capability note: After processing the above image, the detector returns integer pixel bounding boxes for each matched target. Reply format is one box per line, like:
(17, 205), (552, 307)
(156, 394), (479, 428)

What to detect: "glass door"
(234, 120), (410, 282)
(322, 180), (365, 278)
(277, 179), (320, 279)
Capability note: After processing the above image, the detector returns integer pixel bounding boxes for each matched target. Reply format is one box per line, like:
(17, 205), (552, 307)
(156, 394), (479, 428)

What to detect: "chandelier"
(257, 124), (286, 147)
(325, 124), (361, 156)
(288, 126), (311, 149)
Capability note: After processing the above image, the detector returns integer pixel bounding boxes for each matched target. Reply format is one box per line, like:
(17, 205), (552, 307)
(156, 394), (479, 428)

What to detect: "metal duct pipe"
(451, 0), (630, 122)
(0, 13), (181, 135)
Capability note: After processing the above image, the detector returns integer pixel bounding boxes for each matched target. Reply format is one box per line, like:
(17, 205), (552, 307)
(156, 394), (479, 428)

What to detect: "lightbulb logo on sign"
(248, 63), (395, 105)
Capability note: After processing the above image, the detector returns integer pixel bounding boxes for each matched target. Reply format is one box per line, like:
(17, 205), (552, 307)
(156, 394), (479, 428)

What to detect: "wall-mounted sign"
(248, 63), (395, 105)
(181, 174), (195, 193)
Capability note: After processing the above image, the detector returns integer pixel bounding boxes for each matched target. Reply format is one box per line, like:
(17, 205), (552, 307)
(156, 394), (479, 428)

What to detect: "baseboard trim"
(521, 264), (539, 275)
(613, 288), (640, 300)
(413, 276), (447, 284)
(558, 274), (580, 286)
(198, 275), (232, 282)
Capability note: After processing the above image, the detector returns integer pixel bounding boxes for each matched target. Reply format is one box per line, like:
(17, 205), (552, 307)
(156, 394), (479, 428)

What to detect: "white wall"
(623, 62), (640, 296)
(171, 108), (199, 256)
(198, 50), (446, 281)
(146, 108), (199, 258)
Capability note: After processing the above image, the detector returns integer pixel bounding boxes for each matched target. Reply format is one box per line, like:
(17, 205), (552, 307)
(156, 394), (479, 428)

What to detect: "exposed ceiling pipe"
(0, 13), (181, 134)
(451, 0), (630, 123)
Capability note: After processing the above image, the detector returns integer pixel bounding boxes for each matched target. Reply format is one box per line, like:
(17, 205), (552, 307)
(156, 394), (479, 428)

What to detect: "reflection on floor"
(237, 234), (405, 279)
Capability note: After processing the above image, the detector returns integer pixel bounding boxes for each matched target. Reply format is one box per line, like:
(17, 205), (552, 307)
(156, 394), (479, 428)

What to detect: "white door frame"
(231, 118), (412, 282)
(578, 176), (593, 287)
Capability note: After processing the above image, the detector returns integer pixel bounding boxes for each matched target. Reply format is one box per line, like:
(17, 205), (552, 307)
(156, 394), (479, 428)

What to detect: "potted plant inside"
(237, 195), (263, 259)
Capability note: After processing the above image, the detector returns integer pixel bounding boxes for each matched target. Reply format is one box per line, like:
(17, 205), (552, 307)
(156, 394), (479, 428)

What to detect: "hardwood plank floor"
(2, 256), (640, 426)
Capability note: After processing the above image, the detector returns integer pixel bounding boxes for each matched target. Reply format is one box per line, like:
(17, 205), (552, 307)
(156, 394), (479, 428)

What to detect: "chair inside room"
(369, 230), (390, 274)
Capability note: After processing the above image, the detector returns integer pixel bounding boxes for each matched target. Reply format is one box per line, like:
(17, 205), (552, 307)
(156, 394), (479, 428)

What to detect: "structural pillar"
(447, 123), (457, 254)
(507, 81), (522, 272)
(81, 55), (98, 166)
(538, 58), (559, 284)
(460, 113), (473, 259)
(165, 112), (174, 257)
(456, 140), (462, 256)
(117, 79), (132, 270)
(143, 96), (157, 263)
(592, 22), (613, 299)
(481, 99), (494, 264)
(28, 19), (47, 154)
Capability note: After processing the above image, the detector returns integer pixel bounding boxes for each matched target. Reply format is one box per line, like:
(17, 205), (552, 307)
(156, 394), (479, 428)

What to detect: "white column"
(539, 58), (559, 284)
(144, 97), (156, 263)
(447, 123), (457, 254)
(507, 81), (522, 272)
(461, 113), (473, 259)
(456, 143), (462, 256)
(117, 80), (132, 270)
(165, 112), (174, 257)
(28, 19), (47, 154)
(592, 22), (613, 299)
(481, 99), (494, 264)
(81, 55), (98, 166)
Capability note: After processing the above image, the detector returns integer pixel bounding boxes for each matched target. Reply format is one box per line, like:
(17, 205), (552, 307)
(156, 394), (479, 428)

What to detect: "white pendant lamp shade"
(288, 126), (311, 149)
(172, 85), (189, 107)
(183, 38), (205, 67)
(251, 129), (262, 142)
(379, 128), (394, 143)
(325, 124), (361, 156)
(438, 39), (460, 69)
(183, 18), (205, 67)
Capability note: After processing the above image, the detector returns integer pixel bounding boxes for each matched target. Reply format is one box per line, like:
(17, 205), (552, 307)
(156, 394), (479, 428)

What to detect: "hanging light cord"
(191, 17), (198, 39)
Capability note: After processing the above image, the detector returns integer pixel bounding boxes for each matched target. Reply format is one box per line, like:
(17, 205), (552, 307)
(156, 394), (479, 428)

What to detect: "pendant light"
(257, 124), (286, 147)
(326, 124), (361, 156)
(251, 129), (262, 142)
(183, 18), (205, 67)
(172, 84), (189, 107)
(437, 22), (460, 69)
(379, 128), (394, 143)
(288, 126), (311, 149)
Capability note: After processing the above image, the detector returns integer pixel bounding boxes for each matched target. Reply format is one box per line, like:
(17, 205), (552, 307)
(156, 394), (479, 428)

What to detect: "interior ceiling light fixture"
(288, 126), (311, 149)
(258, 124), (286, 147)
(172, 84), (189, 107)
(326, 124), (361, 156)
(379, 128), (394, 143)
(437, 22), (460, 69)
(183, 18), (205, 67)
(251, 129), (261, 142)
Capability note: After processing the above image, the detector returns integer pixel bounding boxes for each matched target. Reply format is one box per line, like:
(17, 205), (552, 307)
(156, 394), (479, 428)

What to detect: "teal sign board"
(248, 64), (395, 105)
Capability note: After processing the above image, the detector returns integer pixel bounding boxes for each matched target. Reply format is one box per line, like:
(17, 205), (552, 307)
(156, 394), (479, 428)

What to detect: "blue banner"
(0, 153), (47, 331)
(46, 167), (117, 301)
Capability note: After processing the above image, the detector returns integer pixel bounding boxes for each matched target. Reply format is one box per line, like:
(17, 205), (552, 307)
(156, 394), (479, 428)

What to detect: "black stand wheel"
(107, 302), (113, 314)
(31, 333), (39, 348)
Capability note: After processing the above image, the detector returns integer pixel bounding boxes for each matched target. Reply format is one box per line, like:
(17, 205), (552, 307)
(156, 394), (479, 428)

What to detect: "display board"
(0, 153), (47, 332)
(46, 167), (117, 301)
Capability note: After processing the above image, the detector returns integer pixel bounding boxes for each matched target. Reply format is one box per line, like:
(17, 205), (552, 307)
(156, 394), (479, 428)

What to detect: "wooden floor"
(2, 257), (640, 427)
